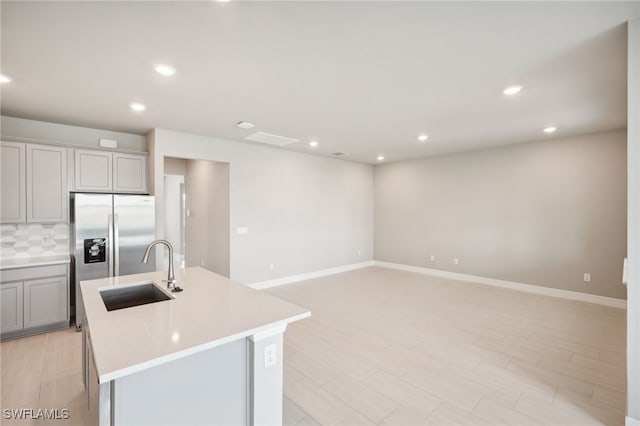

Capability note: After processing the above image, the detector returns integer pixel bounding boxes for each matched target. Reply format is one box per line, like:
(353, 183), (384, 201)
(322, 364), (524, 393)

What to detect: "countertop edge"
(97, 311), (311, 383)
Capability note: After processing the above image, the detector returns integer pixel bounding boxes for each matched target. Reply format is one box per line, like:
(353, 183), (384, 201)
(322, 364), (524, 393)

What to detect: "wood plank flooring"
(268, 266), (627, 426)
(0, 266), (626, 425)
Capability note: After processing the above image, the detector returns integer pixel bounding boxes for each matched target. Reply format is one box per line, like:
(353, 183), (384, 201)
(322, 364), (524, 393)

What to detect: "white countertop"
(0, 254), (70, 270)
(81, 267), (310, 383)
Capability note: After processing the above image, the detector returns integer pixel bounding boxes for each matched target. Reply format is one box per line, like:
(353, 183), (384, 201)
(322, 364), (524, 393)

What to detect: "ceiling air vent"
(331, 152), (347, 157)
(244, 131), (299, 147)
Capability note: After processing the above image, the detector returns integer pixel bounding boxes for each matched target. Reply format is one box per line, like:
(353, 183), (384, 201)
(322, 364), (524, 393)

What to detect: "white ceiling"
(1, 1), (638, 164)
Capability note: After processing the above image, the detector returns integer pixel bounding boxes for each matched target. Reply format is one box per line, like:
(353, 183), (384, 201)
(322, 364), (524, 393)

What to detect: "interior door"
(114, 195), (156, 276)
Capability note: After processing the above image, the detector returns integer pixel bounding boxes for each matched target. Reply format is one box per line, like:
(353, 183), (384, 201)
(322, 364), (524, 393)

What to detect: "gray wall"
(185, 159), (230, 278)
(164, 157), (187, 176)
(375, 130), (627, 299)
(627, 17), (640, 422)
(149, 128), (374, 285)
(1, 115), (146, 152)
(163, 174), (184, 255)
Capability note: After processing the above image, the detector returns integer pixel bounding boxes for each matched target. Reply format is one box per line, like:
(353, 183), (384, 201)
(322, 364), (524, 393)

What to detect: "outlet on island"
(264, 343), (277, 368)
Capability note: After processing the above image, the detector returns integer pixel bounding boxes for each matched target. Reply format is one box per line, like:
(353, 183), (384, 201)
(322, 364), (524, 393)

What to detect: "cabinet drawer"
(0, 264), (68, 282)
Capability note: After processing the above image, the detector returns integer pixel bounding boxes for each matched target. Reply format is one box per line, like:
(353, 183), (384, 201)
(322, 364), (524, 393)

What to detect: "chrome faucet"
(142, 240), (182, 292)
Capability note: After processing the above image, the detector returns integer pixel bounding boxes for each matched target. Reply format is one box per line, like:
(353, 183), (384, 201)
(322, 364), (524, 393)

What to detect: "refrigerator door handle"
(114, 214), (120, 276)
(108, 214), (114, 277)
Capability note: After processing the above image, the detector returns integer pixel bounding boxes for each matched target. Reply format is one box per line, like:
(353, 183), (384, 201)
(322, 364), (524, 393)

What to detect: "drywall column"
(627, 17), (640, 426)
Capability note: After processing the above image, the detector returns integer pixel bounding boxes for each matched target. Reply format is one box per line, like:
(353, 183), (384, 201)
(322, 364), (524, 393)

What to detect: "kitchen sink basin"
(100, 282), (172, 312)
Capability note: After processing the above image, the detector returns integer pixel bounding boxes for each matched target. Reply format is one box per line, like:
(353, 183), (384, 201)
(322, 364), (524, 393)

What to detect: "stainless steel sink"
(100, 282), (172, 312)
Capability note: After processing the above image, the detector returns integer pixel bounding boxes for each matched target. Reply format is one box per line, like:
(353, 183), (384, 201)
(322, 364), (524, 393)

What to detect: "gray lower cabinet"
(1, 282), (24, 333)
(0, 263), (69, 340)
(24, 276), (67, 329)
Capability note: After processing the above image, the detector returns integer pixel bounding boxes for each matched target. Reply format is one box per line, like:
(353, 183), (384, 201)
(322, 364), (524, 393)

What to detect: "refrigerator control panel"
(84, 238), (106, 264)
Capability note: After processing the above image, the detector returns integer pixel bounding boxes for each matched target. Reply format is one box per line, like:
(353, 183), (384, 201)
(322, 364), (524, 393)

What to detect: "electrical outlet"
(264, 343), (277, 368)
(41, 235), (51, 244)
(583, 273), (591, 282)
(453, 258), (459, 265)
(429, 255), (435, 261)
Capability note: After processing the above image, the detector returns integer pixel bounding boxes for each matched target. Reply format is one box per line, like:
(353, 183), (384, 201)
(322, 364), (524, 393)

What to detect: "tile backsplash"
(0, 223), (70, 259)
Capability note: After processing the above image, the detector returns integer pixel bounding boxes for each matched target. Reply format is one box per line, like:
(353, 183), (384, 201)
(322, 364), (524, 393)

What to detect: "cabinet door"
(75, 149), (112, 192)
(0, 142), (26, 223)
(26, 144), (68, 223)
(1, 282), (24, 333)
(23, 276), (68, 329)
(113, 153), (147, 193)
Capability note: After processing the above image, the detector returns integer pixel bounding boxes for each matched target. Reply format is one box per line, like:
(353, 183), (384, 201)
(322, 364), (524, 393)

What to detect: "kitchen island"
(80, 267), (310, 426)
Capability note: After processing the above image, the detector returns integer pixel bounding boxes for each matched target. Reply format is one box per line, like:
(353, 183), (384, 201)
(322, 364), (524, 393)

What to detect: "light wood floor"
(0, 266), (626, 425)
(268, 267), (627, 426)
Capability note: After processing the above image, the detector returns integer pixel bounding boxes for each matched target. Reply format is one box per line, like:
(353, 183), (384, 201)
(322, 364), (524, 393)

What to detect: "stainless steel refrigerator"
(71, 193), (156, 330)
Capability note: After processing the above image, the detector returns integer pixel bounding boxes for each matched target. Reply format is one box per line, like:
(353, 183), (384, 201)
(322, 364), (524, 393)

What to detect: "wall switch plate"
(264, 343), (277, 368)
(429, 255), (435, 261)
(269, 263), (275, 271)
(453, 258), (459, 265)
(357, 249), (362, 256)
(236, 226), (249, 235)
(584, 273), (591, 282)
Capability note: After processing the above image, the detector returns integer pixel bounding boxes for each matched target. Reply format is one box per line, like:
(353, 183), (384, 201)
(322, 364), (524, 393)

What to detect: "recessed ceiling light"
(309, 141), (319, 148)
(503, 85), (523, 96)
(154, 64), (176, 76)
(236, 121), (255, 129)
(129, 102), (147, 112)
(543, 126), (557, 134)
(417, 134), (429, 142)
(377, 155), (385, 161)
(0, 74), (12, 83)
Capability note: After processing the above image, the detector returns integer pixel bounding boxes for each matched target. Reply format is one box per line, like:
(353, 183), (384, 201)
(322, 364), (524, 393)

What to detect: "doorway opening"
(164, 157), (230, 278)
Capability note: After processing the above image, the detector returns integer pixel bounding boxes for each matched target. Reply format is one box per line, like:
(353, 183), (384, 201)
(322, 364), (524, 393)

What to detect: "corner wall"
(626, 17), (640, 424)
(149, 129), (374, 285)
(374, 130), (627, 300)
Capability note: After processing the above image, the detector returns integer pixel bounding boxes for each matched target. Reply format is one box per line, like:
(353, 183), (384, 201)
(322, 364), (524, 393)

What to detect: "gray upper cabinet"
(1, 141), (68, 224)
(113, 152), (147, 193)
(27, 144), (68, 223)
(75, 149), (113, 192)
(74, 149), (147, 193)
(0, 142), (26, 223)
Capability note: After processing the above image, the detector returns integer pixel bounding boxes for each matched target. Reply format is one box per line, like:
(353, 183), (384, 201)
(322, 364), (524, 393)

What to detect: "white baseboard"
(627, 416), (640, 426)
(374, 260), (627, 309)
(249, 261), (375, 290)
